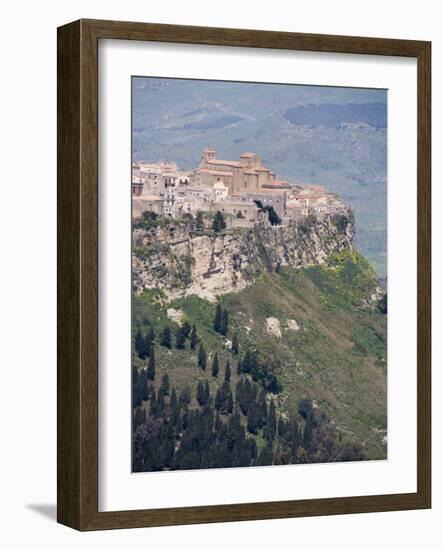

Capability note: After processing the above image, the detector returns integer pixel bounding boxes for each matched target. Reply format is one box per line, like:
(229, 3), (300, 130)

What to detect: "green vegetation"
(133, 242), (171, 262)
(212, 210), (227, 233)
(254, 200), (281, 226)
(351, 324), (386, 364)
(132, 250), (387, 471)
(133, 365), (365, 472)
(302, 249), (380, 311)
(332, 212), (352, 232)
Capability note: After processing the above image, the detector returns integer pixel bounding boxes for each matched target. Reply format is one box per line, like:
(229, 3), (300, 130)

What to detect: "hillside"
(132, 217), (387, 471)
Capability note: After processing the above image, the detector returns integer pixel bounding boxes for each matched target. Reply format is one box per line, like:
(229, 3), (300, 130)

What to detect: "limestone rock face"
(166, 308), (184, 323)
(286, 319), (300, 332)
(132, 217), (354, 302)
(265, 317), (282, 338)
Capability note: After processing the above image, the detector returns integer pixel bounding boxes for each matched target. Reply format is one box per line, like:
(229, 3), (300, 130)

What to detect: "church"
(193, 147), (276, 195)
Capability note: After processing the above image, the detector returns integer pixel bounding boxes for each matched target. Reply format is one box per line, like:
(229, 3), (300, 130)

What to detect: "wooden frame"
(57, 18), (431, 531)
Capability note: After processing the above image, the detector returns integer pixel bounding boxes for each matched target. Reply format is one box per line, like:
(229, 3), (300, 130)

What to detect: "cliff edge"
(133, 214), (356, 301)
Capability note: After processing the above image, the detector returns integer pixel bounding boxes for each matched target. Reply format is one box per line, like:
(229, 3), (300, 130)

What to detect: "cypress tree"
(278, 417), (287, 439)
(132, 365), (144, 407)
(175, 326), (186, 349)
(196, 381), (205, 406)
(265, 399), (277, 442)
(215, 388), (222, 411)
(198, 344), (207, 370)
(179, 386), (191, 408)
(287, 418), (299, 454)
(220, 309), (229, 336)
(257, 389), (268, 429)
(147, 346), (156, 381)
(235, 378), (243, 412)
(243, 378), (252, 414)
(182, 321), (191, 338)
(170, 387), (177, 409)
(303, 417), (313, 450)
(135, 331), (152, 359)
(211, 353), (220, 377)
(219, 380), (230, 414)
(250, 382), (258, 405)
(157, 387), (165, 412)
(247, 402), (258, 434)
(215, 411), (222, 432)
(135, 329), (144, 357)
(149, 389), (158, 417)
(267, 206), (281, 226)
(160, 326), (172, 349)
(242, 350), (252, 374)
(224, 360), (231, 382)
(248, 437), (258, 460)
(195, 210), (204, 230)
(170, 388), (179, 424)
(213, 304), (222, 332)
(190, 324), (198, 349)
(250, 353), (259, 382)
(236, 359), (242, 375)
(212, 210), (226, 233)
(298, 398), (314, 420)
(181, 406), (189, 431)
(231, 332), (239, 355)
(160, 373), (170, 395)
(145, 382), (153, 402)
(133, 406), (146, 429)
(227, 391), (233, 414)
(204, 380), (210, 404)
(237, 378), (249, 415)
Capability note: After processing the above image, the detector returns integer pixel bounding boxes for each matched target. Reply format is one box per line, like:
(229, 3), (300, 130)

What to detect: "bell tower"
(201, 147), (216, 165)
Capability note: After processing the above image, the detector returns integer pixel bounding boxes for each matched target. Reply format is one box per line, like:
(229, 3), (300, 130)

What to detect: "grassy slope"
(133, 251), (387, 460)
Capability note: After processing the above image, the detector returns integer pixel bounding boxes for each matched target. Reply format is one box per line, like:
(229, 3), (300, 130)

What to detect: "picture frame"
(57, 18), (431, 531)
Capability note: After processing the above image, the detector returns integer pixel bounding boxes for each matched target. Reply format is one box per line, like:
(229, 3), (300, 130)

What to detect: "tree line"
(133, 366), (365, 472)
(132, 303), (366, 472)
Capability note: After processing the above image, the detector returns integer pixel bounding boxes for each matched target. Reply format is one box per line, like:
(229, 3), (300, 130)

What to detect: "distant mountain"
(132, 77), (387, 278)
(284, 102), (387, 128)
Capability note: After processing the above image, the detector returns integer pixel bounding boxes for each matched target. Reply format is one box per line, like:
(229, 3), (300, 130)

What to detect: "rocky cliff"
(132, 214), (355, 302)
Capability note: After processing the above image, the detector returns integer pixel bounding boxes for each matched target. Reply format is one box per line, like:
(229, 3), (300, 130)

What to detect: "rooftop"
(134, 194), (162, 201)
(207, 159), (242, 167)
(197, 168), (234, 177)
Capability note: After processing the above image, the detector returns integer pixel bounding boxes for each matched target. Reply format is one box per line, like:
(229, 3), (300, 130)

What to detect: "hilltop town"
(132, 148), (348, 228)
(131, 147), (387, 471)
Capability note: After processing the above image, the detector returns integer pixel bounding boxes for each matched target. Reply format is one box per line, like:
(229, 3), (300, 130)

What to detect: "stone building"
(239, 190), (288, 217)
(213, 180), (228, 201)
(132, 152), (348, 225)
(213, 199), (260, 227)
(132, 175), (144, 197)
(132, 195), (163, 218)
(194, 148), (276, 195)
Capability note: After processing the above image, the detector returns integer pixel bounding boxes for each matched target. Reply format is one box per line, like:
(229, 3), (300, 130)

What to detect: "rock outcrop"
(133, 216), (354, 301)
